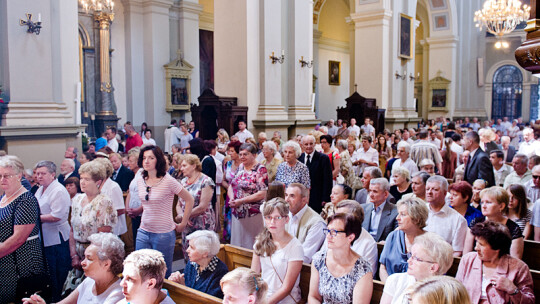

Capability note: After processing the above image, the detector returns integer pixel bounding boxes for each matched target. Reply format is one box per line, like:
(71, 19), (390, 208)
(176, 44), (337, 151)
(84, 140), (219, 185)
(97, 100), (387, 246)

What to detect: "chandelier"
(474, 0), (530, 37)
(79, 0), (115, 14)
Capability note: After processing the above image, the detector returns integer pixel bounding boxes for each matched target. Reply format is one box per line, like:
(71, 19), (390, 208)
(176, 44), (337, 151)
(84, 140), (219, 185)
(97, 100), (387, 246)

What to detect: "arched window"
(492, 65), (522, 121)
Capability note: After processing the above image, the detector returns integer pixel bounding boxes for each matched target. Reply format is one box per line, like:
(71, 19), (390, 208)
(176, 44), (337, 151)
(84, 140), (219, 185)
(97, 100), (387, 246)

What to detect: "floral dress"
(71, 193), (118, 246)
(179, 173), (216, 258)
(231, 163), (268, 219)
(313, 250), (372, 304)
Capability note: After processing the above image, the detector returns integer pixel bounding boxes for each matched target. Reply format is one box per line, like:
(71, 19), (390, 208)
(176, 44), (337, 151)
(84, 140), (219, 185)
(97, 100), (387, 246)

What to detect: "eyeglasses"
(264, 215), (284, 222)
(145, 186), (151, 201)
(323, 228), (346, 237)
(0, 174), (15, 180)
(407, 252), (435, 264)
(533, 175), (540, 179)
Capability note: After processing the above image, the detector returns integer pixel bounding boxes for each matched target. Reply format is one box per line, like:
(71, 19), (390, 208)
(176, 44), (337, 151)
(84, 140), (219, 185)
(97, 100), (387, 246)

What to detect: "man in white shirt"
(327, 119), (338, 137)
(503, 153), (532, 189)
(401, 130), (414, 145)
(360, 118), (375, 138)
(179, 124), (193, 153)
(164, 119), (183, 154)
(428, 129), (441, 150)
(285, 183), (326, 263)
(234, 120), (254, 143)
(518, 127), (539, 157)
(391, 141), (418, 183)
(489, 150), (513, 187)
(106, 127), (119, 152)
(352, 136), (379, 176)
(424, 175), (468, 257)
(470, 117), (481, 132)
(348, 118), (361, 137)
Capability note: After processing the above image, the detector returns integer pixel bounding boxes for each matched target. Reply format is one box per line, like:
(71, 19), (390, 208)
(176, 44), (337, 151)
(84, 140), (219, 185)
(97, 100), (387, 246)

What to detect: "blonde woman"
(216, 129), (230, 155)
(221, 267), (268, 304)
(252, 198), (303, 304)
(406, 276), (471, 304)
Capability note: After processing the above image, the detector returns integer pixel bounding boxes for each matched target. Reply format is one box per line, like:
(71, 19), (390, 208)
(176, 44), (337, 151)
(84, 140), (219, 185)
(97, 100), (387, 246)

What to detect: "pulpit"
(337, 91), (386, 135)
(191, 89), (248, 140)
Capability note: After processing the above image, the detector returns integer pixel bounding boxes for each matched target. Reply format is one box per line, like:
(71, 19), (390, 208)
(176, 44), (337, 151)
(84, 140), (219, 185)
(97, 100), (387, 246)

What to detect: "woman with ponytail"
(251, 198), (303, 304)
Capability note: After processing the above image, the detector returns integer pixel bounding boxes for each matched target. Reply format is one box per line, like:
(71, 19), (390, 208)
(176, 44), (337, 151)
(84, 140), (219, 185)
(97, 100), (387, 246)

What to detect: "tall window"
(492, 65), (522, 120)
(531, 82), (540, 122)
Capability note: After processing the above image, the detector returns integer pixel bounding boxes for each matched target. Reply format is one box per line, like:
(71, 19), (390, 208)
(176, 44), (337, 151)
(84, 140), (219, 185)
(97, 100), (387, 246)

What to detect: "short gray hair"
(186, 230), (221, 257)
(0, 155), (25, 174)
(427, 175), (448, 192)
(364, 166), (383, 179)
(87, 232), (125, 276)
(397, 197), (429, 229)
(419, 159), (435, 168)
(262, 141), (278, 154)
(370, 177), (390, 191)
(513, 153), (529, 165)
(397, 141), (411, 154)
(301, 135), (316, 144)
(411, 171), (431, 185)
(337, 139), (348, 150)
(63, 158), (75, 169)
(392, 167), (411, 182)
(282, 141), (302, 158)
(413, 232), (453, 275)
(35, 160), (57, 174)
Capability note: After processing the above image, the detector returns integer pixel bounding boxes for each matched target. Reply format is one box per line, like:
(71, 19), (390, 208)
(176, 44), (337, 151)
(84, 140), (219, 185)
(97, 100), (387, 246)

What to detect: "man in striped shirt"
(410, 131), (442, 174)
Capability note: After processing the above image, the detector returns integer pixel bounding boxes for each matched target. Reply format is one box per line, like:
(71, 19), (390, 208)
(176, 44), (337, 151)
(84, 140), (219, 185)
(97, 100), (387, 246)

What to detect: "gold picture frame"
(399, 14), (413, 60)
(329, 60), (340, 86)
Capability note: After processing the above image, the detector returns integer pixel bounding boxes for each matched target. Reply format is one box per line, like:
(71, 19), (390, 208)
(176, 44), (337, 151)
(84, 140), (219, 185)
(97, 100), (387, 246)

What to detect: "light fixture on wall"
(299, 56), (313, 68)
(19, 13), (42, 35)
(494, 40), (510, 49)
(80, 0), (115, 14)
(474, 0), (530, 37)
(270, 51), (285, 64)
(409, 72), (420, 81)
(395, 71), (406, 80)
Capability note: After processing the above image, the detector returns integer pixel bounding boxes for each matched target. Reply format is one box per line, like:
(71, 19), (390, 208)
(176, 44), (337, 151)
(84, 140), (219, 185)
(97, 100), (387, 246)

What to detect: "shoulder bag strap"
(269, 255), (300, 304)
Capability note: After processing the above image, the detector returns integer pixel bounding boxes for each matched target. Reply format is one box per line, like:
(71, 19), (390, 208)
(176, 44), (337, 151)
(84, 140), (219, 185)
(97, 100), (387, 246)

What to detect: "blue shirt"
(379, 229), (409, 276)
(450, 204), (483, 227)
(183, 257), (228, 298)
(368, 201), (386, 238)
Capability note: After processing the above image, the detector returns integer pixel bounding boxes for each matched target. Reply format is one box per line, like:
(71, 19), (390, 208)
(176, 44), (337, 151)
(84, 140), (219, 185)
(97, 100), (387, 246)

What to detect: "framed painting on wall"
(329, 61), (340, 86)
(399, 14), (413, 59)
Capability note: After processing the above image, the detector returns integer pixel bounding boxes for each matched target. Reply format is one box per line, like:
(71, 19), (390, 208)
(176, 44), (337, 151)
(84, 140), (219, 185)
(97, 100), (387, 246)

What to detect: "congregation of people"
(2, 115), (540, 304)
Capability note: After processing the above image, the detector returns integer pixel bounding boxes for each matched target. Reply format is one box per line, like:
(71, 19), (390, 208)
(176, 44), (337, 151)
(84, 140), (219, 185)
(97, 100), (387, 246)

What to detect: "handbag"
(61, 268), (86, 298)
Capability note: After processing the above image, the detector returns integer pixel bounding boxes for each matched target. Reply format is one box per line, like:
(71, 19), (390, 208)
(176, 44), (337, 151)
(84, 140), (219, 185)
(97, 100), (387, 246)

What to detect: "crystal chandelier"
(474, 0), (530, 37)
(79, 0), (115, 14)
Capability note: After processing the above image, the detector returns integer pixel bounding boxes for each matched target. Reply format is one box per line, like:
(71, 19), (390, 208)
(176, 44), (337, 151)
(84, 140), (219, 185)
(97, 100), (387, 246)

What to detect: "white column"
(426, 35), (458, 118)
(313, 29), (322, 117)
(177, 0), (202, 105)
(345, 17), (355, 95)
(286, 0), (315, 121)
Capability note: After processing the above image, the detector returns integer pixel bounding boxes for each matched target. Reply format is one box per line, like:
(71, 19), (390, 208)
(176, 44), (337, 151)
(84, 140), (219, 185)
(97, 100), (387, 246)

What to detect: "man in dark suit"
(110, 152), (134, 192)
(361, 178), (398, 242)
(499, 135), (516, 164)
(298, 135), (333, 213)
(58, 158), (79, 185)
(464, 131), (495, 187)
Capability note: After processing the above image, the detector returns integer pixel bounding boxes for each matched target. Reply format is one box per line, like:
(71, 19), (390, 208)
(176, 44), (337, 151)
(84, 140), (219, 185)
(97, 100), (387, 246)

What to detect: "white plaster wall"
(317, 48), (349, 121)
(111, 0), (127, 126)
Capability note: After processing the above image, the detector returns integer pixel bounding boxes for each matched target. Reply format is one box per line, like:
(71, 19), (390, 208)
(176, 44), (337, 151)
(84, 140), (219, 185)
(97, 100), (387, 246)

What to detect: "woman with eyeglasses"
(456, 221), (534, 304)
(308, 213), (373, 304)
(220, 267), (268, 304)
(135, 145), (194, 277)
(379, 232), (453, 304)
(251, 198), (303, 304)
(463, 186), (524, 259)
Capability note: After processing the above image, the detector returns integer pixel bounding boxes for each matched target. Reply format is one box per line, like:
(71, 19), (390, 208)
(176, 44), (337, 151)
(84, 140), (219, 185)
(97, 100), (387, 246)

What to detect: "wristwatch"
(510, 288), (519, 295)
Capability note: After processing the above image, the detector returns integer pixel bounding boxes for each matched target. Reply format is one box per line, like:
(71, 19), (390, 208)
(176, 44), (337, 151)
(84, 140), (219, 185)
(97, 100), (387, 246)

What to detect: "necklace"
(1, 185), (24, 207)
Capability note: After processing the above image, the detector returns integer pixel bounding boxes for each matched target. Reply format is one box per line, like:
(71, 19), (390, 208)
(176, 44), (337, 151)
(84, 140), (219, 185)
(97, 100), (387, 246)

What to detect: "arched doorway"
(491, 65), (523, 120)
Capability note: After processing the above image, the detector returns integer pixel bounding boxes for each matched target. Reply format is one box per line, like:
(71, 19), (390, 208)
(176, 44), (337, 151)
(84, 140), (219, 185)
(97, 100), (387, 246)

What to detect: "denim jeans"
(131, 216), (141, 241)
(44, 234), (71, 302)
(135, 228), (176, 277)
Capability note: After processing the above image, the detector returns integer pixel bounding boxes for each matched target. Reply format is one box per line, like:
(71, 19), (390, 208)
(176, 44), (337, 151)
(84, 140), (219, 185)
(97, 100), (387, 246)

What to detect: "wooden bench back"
(163, 279), (222, 304)
(523, 240), (540, 271)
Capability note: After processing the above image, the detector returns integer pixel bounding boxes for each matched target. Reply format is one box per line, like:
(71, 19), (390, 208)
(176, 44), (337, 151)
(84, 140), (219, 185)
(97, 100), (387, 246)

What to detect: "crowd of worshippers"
(1, 115), (539, 304)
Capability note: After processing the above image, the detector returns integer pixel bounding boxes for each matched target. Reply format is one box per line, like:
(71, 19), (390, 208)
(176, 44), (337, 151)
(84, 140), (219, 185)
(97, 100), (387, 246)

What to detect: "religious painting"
(432, 89), (447, 108)
(199, 29), (214, 94)
(429, 0), (447, 10)
(329, 61), (340, 86)
(171, 78), (188, 105)
(399, 14), (413, 59)
(433, 13), (449, 31)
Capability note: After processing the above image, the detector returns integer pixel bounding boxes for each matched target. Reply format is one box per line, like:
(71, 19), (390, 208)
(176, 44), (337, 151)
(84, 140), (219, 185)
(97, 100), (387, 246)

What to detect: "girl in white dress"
(251, 198), (304, 304)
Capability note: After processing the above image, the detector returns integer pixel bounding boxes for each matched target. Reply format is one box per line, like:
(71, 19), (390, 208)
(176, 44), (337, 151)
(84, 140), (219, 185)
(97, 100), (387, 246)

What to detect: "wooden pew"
(163, 279), (222, 304)
(372, 280), (384, 304)
(523, 240), (540, 271)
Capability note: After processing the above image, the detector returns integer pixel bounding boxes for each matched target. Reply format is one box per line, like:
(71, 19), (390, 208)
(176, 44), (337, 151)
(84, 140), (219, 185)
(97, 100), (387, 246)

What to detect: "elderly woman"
(221, 267), (268, 304)
(456, 221), (535, 304)
(380, 232), (454, 304)
(70, 161), (118, 274)
(336, 139), (361, 189)
(379, 197), (429, 282)
(507, 184), (532, 239)
(24, 232), (126, 304)
(320, 135), (341, 181)
(252, 198), (304, 304)
(389, 167), (412, 201)
(406, 276), (471, 304)
(0, 156), (47, 303)
(405, 171), (430, 201)
(261, 141), (282, 183)
(34, 160), (72, 302)
(321, 184), (352, 221)
(419, 159), (435, 176)
(169, 230), (228, 298)
(228, 142), (268, 249)
(275, 141), (311, 188)
(93, 158), (127, 237)
(463, 186), (524, 259)
(335, 120), (350, 140)
(136, 145), (194, 277)
(449, 181), (482, 226)
(177, 154), (216, 259)
(308, 213), (373, 304)
(119, 249), (174, 304)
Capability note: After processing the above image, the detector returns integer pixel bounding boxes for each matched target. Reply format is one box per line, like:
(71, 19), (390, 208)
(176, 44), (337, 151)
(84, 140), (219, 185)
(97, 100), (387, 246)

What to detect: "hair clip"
(253, 276), (259, 291)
